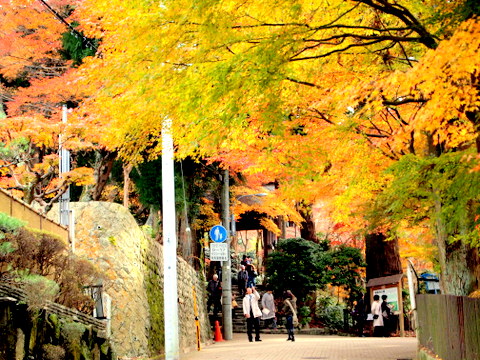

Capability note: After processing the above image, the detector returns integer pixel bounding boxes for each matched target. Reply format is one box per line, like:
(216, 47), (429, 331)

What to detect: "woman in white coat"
(243, 287), (262, 342)
(371, 294), (384, 337)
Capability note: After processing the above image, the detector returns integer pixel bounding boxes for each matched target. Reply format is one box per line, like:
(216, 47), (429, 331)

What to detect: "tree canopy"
(266, 238), (365, 303)
(1, 0), (479, 294)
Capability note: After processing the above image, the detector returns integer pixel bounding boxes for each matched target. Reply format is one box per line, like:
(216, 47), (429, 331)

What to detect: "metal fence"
(416, 294), (480, 360)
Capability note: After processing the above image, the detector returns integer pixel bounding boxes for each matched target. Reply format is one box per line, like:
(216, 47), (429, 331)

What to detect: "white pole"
(162, 118), (180, 359)
(407, 259), (418, 333)
(221, 169), (232, 340)
(59, 105), (70, 226)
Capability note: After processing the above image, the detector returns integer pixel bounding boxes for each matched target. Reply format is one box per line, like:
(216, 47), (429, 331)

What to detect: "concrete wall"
(0, 188), (68, 242)
(48, 202), (211, 359)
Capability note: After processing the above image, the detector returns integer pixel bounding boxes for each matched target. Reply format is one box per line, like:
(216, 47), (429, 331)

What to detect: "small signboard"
(209, 242), (229, 261)
(209, 225), (228, 243)
(373, 287), (399, 312)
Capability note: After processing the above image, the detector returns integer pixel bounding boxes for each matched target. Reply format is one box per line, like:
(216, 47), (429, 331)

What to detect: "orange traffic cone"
(214, 320), (224, 342)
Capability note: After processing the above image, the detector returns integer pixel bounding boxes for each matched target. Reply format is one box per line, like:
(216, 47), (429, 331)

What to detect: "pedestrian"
(261, 287), (277, 330)
(371, 294), (384, 337)
(282, 290), (298, 342)
(206, 274), (222, 318)
(237, 265), (248, 297)
(241, 254), (248, 267)
(352, 293), (366, 337)
(242, 286), (262, 342)
(245, 257), (257, 288)
(381, 294), (392, 337)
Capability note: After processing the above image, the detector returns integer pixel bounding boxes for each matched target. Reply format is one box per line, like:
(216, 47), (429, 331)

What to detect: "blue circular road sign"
(209, 225), (228, 243)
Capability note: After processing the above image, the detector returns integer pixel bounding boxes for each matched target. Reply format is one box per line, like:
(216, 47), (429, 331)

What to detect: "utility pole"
(221, 169), (233, 340)
(59, 105), (70, 226)
(162, 118), (180, 359)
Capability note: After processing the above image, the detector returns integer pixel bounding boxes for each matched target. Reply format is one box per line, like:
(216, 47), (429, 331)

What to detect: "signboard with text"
(373, 287), (399, 312)
(209, 242), (229, 261)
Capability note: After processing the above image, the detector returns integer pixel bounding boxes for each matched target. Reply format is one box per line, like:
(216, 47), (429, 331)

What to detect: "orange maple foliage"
(0, 0), (100, 210)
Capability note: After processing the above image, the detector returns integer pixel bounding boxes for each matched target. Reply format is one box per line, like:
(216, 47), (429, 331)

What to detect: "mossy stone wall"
(49, 202), (211, 358)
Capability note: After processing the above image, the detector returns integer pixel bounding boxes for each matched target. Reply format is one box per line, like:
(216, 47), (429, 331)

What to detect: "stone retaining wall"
(49, 202), (211, 359)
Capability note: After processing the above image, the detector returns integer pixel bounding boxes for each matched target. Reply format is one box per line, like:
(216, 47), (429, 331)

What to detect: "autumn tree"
(0, 0), (126, 211)
(75, 0), (480, 293)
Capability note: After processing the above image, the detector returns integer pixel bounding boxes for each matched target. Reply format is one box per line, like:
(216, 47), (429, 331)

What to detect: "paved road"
(181, 333), (417, 360)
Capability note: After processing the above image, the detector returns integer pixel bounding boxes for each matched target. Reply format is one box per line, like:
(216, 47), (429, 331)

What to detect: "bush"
(0, 212), (25, 237)
(266, 238), (365, 304)
(298, 305), (312, 326)
(20, 273), (60, 310)
(315, 292), (348, 331)
(1, 227), (104, 313)
(317, 305), (345, 331)
(266, 238), (323, 301)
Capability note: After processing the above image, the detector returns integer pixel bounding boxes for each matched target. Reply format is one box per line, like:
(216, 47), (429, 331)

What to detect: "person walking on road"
(242, 286), (262, 342)
(261, 287), (277, 330)
(371, 294), (384, 337)
(237, 265), (248, 297)
(206, 274), (222, 318)
(245, 256), (257, 288)
(282, 290), (298, 342)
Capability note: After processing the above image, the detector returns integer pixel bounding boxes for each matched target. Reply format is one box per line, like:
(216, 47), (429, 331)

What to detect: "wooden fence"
(0, 188), (69, 242)
(416, 294), (480, 360)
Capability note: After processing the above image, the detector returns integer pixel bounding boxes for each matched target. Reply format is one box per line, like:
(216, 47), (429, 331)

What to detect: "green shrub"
(19, 273), (60, 310)
(298, 305), (312, 326)
(315, 292), (348, 330)
(317, 305), (345, 330)
(0, 241), (15, 255)
(0, 212), (25, 237)
(2, 227), (103, 313)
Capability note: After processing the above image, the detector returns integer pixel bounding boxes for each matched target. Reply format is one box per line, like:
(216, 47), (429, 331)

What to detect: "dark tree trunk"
(365, 233), (402, 281)
(299, 204), (317, 242)
(92, 150), (117, 201)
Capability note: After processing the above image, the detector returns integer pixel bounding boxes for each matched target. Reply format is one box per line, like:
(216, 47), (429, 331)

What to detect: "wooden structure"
(367, 273), (405, 337)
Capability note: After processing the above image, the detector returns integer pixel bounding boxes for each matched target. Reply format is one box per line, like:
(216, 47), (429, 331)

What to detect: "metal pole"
(162, 118), (180, 359)
(221, 169), (233, 340)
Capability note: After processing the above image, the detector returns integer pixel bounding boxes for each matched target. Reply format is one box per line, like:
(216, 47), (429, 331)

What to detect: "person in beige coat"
(261, 288), (277, 330)
(371, 294), (384, 337)
(242, 287), (262, 342)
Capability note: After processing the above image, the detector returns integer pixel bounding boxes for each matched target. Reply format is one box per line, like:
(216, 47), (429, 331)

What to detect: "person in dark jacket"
(381, 294), (392, 337)
(281, 290), (297, 342)
(237, 265), (248, 297)
(352, 293), (366, 337)
(207, 274), (222, 318)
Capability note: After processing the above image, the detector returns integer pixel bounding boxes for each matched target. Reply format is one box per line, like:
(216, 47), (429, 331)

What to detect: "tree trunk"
(92, 150), (117, 201)
(365, 233), (402, 281)
(434, 198), (475, 295)
(79, 150), (117, 202)
(299, 204), (317, 241)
